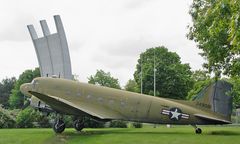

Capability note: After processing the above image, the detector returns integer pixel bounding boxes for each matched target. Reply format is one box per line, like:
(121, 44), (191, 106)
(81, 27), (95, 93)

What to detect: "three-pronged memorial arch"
(27, 15), (73, 80)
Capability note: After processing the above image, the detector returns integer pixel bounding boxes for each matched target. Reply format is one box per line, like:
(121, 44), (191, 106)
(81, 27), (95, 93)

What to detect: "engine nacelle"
(30, 96), (53, 113)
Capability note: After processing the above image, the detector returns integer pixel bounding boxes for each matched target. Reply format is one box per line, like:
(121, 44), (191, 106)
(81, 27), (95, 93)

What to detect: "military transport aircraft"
(20, 77), (232, 134)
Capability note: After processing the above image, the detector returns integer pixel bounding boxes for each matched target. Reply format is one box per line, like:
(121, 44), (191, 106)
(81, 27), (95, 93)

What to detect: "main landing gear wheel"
(73, 119), (84, 131)
(195, 128), (202, 134)
(53, 119), (65, 133)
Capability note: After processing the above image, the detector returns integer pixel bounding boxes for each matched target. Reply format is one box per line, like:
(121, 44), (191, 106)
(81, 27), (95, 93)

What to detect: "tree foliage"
(228, 77), (240, 106)
(124, 79), (139, 93)
(88, 69), (121, 89)
(191, 70), (210, 82)
(9, 68), (40, 109)
(188, 0), (240, 77)
(187, 70), (211, 100)
(187, 79), (212, 100)
(134, 47), (193, 100)
(0, 77), (16, 108)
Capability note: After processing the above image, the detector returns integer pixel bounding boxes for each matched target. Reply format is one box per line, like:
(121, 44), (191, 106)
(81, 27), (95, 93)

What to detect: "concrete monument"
(27, 15), (73, 80)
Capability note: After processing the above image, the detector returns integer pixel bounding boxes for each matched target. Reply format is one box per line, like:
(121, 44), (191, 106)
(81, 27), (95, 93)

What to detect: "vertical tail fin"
(193, 80), (232, 121)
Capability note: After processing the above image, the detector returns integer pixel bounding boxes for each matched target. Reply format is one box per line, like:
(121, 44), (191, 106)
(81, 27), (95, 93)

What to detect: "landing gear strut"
(192, 125), (202, 134)
(53, 119), (65, 133)
(73, 119), (84, 131)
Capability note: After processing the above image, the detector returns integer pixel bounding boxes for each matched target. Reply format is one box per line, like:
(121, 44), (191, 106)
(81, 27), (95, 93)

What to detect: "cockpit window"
(31, 79), (39, 88)
(31, 80), (36, 84)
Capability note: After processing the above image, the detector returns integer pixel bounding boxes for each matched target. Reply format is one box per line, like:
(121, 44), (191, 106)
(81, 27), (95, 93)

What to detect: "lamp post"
(141, 55), (143, 94)
(153, 48), (157, 128)
(154, 48), (156, 97)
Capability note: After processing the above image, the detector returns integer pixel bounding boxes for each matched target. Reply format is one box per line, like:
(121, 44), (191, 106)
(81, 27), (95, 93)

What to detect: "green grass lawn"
(0, 125), (240, 144)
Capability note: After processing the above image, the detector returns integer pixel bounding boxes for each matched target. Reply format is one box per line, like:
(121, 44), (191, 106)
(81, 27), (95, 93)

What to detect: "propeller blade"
(22, 98), (31, 109)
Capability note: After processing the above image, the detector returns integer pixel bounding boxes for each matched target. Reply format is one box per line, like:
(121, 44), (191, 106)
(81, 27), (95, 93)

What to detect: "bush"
(35, 113), (75, 128)
(16, 108), (40, 128)
(132, 122), (143, 128)
(83, 117), (105, 128)
(63, 115), (74, 128)
(0, 105), (16, 128)
(36, 112), (51, 128)
(0, 109), (15, 128)
(109, 120), (127, 128)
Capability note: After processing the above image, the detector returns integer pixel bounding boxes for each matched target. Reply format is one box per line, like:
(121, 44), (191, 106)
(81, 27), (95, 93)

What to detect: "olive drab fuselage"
(20, 77), (231, 125)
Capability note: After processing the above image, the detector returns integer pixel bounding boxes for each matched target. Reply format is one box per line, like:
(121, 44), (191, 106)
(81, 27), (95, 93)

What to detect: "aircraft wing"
(194, 114), (231, 124)
(29, 91), (124, 120)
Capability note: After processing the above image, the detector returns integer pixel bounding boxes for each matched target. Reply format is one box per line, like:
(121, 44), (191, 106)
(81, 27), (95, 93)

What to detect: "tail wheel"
(53, 119), (65, 133)
(195, 128), (202, 134)
(73, 119), (84, 131)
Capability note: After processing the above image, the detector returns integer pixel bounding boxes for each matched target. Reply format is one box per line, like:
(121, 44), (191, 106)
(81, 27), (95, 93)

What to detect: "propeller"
(21, 97), (31, 110)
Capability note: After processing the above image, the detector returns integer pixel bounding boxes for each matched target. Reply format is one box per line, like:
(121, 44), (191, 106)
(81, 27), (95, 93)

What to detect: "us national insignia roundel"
(161, 107), (189, 121)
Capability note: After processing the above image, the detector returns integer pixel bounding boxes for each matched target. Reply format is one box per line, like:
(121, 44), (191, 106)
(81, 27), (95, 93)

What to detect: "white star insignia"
(161, 108), (190, 120)
(170, 109), (181, 120)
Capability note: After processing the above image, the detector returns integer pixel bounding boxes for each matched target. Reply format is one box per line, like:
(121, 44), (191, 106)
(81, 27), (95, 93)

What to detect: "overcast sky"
(0, 0), (204, 87)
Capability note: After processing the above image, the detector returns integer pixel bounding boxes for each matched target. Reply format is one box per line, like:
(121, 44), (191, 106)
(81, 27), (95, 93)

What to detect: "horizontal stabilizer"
(194, 114), (231, 124)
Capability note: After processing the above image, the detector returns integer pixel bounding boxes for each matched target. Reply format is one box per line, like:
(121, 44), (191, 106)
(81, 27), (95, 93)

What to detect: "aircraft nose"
(20, 83), (33, 97)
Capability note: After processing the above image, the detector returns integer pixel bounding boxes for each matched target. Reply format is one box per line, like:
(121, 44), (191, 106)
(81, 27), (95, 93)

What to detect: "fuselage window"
(66, 91), (71, 95)
(109, 99), (114, 105)
(31, 80), (35, 84)
(54, 85), (60, 89)
(76, 92), (81, 97)
(87, 94), (92, 99)
(98, 97), (103, 103)
(120, 101), (126, 108)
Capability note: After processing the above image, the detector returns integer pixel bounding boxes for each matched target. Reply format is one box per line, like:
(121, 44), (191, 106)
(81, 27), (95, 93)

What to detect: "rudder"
(193, 80), (232, 121)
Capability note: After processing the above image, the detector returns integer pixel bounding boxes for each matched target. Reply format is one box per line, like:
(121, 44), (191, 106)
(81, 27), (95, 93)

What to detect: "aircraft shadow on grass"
(61, 129), (240, 136)
(209, 130), (240, 136)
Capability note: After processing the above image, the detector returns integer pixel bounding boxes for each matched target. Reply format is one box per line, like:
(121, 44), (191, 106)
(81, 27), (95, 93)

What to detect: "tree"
(124, 79), (139, 93)
(9, 68), (40, 109)
(0, 77), (16, 108)
(187, 79), (212, 100)
(228, 77), (240, 106)
(88, 69), (121, 89)
(191, 70), (210, 82)
(188, 0), (240, 77)
(134, 46), (193, 100)
(187, 69), (211, 100)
